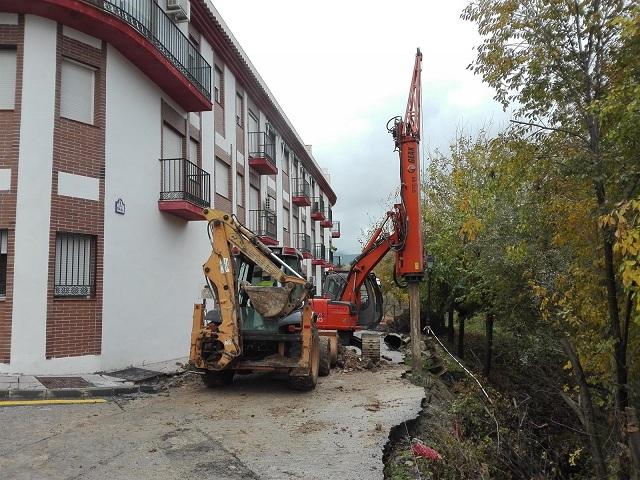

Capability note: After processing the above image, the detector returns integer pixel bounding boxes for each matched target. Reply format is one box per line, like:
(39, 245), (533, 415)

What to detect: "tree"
(463, 0), (637, 427)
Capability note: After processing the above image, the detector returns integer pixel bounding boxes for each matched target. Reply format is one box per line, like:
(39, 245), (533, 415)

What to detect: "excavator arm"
(314, 49), (425, 342)
(191, 208), (313, 371)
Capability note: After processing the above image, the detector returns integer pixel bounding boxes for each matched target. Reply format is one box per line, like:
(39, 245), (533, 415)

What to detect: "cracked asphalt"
(0, 365), (423, 480)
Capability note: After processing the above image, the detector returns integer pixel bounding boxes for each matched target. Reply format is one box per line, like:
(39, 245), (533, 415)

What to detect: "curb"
(0, 384), (161, 401)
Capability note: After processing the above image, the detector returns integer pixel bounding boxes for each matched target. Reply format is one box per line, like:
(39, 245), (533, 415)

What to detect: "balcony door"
(248, 185), (260, 232)
(162, 124), (183, 158)
(248, 111), (259, 135)
(162, 124), (184, 197)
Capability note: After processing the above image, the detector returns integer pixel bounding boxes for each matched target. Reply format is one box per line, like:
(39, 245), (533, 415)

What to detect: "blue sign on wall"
(115, 198), (125, 215)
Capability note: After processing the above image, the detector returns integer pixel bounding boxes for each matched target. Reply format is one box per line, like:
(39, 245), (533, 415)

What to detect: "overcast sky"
(214, 0), (509, 252)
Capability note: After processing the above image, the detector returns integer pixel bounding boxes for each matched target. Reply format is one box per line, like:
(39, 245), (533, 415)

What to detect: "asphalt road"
(0, 365), (423, 480)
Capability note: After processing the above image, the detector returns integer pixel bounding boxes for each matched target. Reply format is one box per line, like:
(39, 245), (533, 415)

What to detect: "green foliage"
(390, 2), (640, 477)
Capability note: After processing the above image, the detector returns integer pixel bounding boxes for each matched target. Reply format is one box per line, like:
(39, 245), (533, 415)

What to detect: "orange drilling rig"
(312, 49), (425, 366)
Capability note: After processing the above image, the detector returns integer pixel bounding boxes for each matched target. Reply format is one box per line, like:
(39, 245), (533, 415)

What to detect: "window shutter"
(162, 124), (183, 158)
(0, 230), (7, 254)
(60, 59), (95, 124)
(215, 158), (229, 198)
(189, 138), (198, 165)
(236, 174), (244, 207)
(0, 49), (17, 110)
(249, 186), (260, 211)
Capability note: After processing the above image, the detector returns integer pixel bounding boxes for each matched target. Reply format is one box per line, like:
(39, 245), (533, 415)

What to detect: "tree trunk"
(484, 313), (494, 378)
(560, 337), (608, 480)
(457, 314), (465, 359)
(447, 304), (454, 344)
(592, 138), (627, 413)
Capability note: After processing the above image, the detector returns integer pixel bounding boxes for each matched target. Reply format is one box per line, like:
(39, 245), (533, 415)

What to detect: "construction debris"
(336, 347), (389, 372)
(412, 440), (442, 461)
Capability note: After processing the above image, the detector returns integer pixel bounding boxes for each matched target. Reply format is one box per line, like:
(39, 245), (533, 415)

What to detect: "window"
(0, 48), (17, 110)
(282, 149), (289, 175)
(215, 157), (230, 198)
(60, 58), (95, 125)
(54, 232), (96, 298)
(283, 207), (290, 231)
(236, 174), (244, 207)
(235, 93), (243, 127)
(0, 230), (7, 297)
(214, 66), (223, 104)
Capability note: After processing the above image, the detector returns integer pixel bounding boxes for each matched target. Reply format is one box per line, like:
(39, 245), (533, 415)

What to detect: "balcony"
(331, 221), (341, 238)
(292, 177), (311, 207)
(312, 243), (326, 266)
(327, 250), (335, 268)
(310, 197), (325, 221)
(249, 209), (278, 245)
(248, 132), (277, 175)
(320, 208), (333, 228)
(158, 158), (210, 220)
(97, 0), (211, 100)
(6, 0), (213, 111)
(294, 233), (313, 259)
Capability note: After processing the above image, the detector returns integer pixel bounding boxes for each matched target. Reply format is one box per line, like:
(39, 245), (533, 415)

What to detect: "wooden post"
(408, 282), (422, 376)
(447, 304), (454, 344)
(457, 314), (465, 359)
(484, 313), (494, 378)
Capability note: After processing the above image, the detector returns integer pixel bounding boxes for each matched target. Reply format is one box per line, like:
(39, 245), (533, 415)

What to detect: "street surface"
(0, 365), (423, 480)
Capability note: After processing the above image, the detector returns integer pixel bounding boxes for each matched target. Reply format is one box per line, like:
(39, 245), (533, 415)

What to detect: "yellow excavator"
(189, 208), (332, 390)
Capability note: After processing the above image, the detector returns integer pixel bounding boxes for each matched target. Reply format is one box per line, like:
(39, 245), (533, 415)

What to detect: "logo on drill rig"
(407, 146), (418, 191)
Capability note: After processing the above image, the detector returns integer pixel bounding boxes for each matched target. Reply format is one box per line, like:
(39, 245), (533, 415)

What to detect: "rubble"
(336, 347), (389, 372)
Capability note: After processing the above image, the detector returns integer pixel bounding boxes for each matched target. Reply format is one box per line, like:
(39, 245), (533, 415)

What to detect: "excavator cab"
(322, 271), (384, 329)
(236, 247), (306, 333)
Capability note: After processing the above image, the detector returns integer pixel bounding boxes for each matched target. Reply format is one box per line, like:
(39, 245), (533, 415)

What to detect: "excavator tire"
(319, 337), (331, 377)
(289, 331), (320, 391)
(202, 369), (234, 388)
(361, 332), (381, 363)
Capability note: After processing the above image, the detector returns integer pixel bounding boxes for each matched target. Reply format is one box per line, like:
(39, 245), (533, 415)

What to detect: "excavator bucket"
(242, 282), (299, 318)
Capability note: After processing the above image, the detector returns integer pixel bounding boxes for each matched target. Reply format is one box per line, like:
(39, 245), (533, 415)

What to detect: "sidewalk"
(0, 357), (188, 400)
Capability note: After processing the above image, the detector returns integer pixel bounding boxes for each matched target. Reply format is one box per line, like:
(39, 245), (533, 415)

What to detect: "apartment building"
(0, 0), (340, 374)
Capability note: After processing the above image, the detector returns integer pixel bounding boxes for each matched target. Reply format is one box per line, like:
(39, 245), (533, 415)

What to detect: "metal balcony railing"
(91, 0), (211, 99)
(311, 197), (325, 217)
(160, 158), (211, 207)
(331, 221), (341, 238)
(249, 209), (277, 239)
(314, 243), (326, 261)
(248, 132), (276, 164)
(292, 177), (310, 198)
(294, 233), (311, 255)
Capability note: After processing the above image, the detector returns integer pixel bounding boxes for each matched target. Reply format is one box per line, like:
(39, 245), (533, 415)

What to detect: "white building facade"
(0, 0), (339, 375)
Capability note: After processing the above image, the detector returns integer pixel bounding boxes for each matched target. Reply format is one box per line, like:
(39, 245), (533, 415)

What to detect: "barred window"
(54, 233), (96, 298)
(0, 229), (7, 297)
